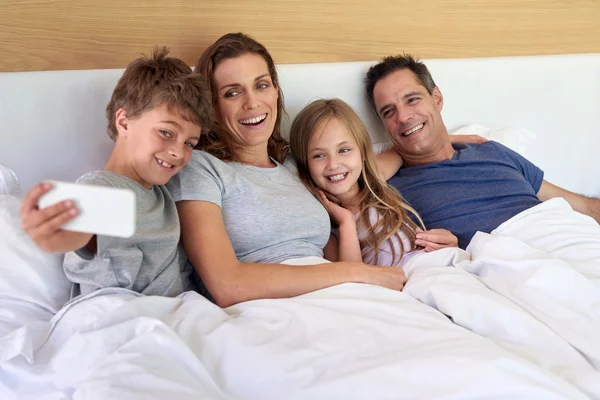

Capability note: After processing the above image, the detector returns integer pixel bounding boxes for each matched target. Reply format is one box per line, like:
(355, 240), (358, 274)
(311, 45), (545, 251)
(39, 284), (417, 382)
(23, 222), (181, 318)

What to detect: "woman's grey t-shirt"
(167, 150), (330, 263)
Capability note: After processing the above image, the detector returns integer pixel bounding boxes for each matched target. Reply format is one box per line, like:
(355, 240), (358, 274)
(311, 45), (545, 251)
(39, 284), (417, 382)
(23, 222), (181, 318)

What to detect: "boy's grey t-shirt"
(167, 150), (330, 263)
(63, 171), (184, 298)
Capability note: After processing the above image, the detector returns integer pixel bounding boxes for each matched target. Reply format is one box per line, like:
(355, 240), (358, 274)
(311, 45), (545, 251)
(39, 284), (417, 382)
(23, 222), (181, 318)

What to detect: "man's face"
(373, 69), (447, 163)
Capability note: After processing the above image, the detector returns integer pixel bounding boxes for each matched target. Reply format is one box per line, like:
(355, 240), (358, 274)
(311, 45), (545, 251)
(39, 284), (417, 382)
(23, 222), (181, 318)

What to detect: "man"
(365, 55), (600, 248)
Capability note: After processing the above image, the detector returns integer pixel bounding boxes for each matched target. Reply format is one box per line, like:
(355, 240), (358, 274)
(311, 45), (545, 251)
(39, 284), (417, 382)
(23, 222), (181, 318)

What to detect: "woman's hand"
(414, 228), (458, 252)
(360, 263), (408, 291)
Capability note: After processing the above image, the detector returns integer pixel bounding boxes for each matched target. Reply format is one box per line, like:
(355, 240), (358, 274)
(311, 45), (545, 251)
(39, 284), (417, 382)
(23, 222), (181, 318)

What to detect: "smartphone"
(38, 180), (136, 238)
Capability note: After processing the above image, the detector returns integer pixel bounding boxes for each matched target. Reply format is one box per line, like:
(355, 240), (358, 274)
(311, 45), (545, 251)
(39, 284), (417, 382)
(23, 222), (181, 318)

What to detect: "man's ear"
(432, 86), (444, 112)
(115, 108), (130, 138)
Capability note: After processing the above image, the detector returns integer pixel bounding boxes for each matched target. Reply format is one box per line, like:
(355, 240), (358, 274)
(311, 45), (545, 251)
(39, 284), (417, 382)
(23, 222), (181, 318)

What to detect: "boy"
(19, 48), (213, 298)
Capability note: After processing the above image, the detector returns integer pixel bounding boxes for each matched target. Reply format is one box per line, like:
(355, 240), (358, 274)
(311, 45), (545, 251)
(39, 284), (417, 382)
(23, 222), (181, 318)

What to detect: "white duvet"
(1, 198), (599, 399)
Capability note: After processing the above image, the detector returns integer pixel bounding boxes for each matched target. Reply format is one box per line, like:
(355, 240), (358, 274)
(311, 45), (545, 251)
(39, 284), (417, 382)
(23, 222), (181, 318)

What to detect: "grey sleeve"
(75, 172), (114, 187)
(167, 151), (226, 208)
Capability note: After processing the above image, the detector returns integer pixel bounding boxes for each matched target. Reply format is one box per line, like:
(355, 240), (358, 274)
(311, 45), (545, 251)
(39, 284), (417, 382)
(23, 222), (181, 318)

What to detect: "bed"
(1, 53), (600, 399)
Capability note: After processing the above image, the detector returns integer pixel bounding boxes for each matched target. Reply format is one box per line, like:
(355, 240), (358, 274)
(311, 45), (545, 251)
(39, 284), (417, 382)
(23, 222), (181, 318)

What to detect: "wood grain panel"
(1, 0), (599, 72)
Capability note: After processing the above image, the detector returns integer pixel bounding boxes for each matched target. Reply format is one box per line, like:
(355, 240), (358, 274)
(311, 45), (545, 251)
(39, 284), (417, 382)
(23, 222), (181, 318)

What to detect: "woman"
(167, 33), (453, 307)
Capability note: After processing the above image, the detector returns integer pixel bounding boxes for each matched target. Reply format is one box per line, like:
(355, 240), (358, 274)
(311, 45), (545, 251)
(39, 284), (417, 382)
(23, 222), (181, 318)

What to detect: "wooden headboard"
(1, 0), (599, 72)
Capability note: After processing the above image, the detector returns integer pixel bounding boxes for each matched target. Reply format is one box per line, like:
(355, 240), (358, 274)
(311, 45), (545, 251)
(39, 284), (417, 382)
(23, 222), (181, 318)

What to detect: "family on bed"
(19, 33), (600, 306)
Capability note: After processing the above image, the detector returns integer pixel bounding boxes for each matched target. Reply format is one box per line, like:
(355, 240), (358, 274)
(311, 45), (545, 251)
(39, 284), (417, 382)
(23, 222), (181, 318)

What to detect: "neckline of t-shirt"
(399, 146), (464, 171)
(233, 157), (282, 172)
(99, 170), (158, 198)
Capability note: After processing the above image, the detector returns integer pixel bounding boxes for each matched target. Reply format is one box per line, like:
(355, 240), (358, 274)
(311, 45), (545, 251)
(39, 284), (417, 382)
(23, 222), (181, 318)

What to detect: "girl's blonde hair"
(289, 99), (424, 265)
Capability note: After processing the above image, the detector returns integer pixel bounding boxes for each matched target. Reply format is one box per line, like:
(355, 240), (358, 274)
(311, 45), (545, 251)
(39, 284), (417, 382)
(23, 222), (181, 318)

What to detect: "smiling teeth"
(403, 123), (424, 136)
(328, 173), (347, 182)
(157, 159), (173, 168)
(239, 114), (267, 125)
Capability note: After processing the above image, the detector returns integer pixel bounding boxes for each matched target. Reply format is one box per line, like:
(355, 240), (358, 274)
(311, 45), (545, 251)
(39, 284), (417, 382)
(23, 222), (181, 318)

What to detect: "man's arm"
(375, 148), (403, 181)
(537, 180), (600, 223)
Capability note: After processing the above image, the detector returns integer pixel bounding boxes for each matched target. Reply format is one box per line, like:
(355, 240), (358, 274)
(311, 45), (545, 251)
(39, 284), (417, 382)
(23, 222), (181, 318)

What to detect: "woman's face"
(212, 52), (279, 153)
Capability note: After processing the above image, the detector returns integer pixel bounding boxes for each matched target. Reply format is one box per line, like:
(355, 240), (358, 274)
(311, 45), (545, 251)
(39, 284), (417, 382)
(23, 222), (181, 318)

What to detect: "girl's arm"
(318, 191), (362, 263)
(415, 228), (458, 252)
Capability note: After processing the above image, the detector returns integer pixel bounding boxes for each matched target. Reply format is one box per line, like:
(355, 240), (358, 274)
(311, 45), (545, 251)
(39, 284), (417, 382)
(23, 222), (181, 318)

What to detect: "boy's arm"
(20, 182), (95, 253)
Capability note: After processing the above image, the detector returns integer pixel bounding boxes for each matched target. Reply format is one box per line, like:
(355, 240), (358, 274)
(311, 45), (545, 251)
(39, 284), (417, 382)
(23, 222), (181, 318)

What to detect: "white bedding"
(1, 198), (600, 399)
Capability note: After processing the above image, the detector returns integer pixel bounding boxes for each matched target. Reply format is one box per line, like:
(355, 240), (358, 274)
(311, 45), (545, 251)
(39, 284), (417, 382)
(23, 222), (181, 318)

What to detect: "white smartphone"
(38, 180), (136, 238)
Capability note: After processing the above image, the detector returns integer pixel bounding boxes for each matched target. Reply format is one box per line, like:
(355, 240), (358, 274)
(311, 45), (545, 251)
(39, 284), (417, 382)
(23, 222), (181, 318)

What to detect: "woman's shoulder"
(281, 155), (299, 174)
(190, 149), (222, 165)
(184, 150), (234, 175)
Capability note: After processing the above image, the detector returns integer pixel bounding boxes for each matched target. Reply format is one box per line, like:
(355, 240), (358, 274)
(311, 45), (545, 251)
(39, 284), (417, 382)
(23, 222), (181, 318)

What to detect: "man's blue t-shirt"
(387, 141), (544, 249)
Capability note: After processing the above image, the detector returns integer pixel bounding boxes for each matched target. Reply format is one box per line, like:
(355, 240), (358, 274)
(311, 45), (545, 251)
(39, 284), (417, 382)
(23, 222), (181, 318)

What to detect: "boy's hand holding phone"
(20, 181), (135, 253)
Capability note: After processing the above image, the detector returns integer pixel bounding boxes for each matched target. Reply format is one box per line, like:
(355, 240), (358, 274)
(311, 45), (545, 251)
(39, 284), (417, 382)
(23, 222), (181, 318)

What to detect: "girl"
(289, 98), (460, 268)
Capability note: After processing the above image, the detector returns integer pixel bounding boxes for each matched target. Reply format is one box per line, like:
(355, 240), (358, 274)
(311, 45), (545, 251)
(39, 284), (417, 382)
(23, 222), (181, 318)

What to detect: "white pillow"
(0, 195), (71, 314)
(450, 124), (536, 155)
(372, 142), (394, 154)
(0, 164), (20, 196)
(372, 124), (536, 156)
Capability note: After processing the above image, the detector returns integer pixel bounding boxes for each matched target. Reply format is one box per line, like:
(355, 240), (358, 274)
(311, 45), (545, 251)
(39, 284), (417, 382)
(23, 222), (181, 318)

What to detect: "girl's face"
(307, 117), (363, 203)
(212, 52), (278, 153)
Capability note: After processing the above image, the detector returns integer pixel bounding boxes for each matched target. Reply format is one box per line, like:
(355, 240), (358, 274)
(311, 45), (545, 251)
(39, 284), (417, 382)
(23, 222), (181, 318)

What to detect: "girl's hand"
(317, 190), (356, 227)
(414, 228), (458, 252)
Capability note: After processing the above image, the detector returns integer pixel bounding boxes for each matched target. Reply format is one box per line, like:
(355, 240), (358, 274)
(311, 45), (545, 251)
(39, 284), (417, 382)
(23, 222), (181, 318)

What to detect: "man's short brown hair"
(365, 54), (436, 113)
(106, 47), (213, 140)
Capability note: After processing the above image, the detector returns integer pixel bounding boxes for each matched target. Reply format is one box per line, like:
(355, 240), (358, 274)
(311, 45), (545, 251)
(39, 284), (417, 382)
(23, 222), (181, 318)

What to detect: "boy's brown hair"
(106, 47), (213, 140)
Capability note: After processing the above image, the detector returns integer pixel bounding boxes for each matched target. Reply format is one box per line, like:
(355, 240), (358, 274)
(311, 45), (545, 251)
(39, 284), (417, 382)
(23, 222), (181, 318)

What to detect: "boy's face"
(118, 104), (201, 188)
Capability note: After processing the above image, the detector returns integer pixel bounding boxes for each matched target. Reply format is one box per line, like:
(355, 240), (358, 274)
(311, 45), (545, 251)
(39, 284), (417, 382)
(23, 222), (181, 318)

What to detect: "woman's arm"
(177, 200), (406, 307)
